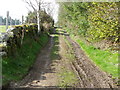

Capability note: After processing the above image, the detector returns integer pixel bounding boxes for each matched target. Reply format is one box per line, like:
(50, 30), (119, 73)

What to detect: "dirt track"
(66, 36), (116, 88)
(9, 36), (58, 88)
(6, 30), (117, 89)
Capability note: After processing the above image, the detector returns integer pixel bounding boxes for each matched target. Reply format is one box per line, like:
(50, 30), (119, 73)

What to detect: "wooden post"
(15, 19), (16, 25)
(22, 15), (24, 24)
(10, 17), (12, 26)
(26, 17), (28, 24)
(6, 11), (9, 30)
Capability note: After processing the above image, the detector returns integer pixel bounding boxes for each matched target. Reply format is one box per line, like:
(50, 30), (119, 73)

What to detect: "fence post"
(15, 19), (17, 25)
(10, 17), (12, 26)
(22, 15), (24, 24)
(6, 11), (9, 30)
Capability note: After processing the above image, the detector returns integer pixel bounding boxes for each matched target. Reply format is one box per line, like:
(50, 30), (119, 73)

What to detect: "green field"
(0, 25), (6, 32)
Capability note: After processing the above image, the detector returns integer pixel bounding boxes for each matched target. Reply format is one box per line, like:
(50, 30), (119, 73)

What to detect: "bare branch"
(34, 0), (39, 6)
(25, 6), (31, 12)
(28, 0), (37, 11)
(45, 2), (54, 16)
(23, 0), (36, 11)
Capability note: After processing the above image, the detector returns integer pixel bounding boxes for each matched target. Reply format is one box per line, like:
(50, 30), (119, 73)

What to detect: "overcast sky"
(0, 0), (59, 23)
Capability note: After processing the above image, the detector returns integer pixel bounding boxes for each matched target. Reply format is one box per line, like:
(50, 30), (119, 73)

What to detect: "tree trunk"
(37, 2), (41, 34)
(37, 11), (40, 34)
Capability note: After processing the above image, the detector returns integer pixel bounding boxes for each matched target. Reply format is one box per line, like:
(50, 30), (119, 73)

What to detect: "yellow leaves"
(115, 21), (118, 24)
(111, 25), (115, 28)
(26, 30), (28, 32)
(87, 6), (90, 8)
(88, 2), (119, 42)
(92, 2), (96, 5)
(115, 38), (118, 41)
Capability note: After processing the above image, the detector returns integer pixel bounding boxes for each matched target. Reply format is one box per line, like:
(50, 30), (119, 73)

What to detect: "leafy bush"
(87, 2), (119, 43)
(58, 2), (119, 43)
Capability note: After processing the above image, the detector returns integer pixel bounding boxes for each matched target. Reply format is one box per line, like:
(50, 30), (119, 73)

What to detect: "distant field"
(0, 25), (6, 32)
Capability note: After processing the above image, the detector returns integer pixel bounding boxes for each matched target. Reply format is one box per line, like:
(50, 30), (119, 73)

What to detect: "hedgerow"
(58, 2), (119, 44)
(87, 2), (119, 43)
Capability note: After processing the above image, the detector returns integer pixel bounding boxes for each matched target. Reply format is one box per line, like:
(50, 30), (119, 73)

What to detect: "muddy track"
(66, 36), (116, 88)
(4, 31), (118, 89)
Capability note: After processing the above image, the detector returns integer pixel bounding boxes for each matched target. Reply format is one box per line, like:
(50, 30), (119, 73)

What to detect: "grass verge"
(71, 35), (118, 78)
(2, 33), (49, 85)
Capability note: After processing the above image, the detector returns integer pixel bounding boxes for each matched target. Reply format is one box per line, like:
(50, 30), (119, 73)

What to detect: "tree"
(23, 0), (55, 34)
(58, 2), (119, 45)
(23, 0), (45, 34)
(26, 10), (54, 32)
(26, 11), (37, 23)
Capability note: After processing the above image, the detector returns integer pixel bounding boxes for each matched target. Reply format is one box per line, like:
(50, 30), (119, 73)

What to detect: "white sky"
(0, 0), (59, 23)
(0, 0), (28, 21)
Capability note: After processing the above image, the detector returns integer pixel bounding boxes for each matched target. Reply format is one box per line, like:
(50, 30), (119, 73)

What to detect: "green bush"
(58, 2), (119, 43)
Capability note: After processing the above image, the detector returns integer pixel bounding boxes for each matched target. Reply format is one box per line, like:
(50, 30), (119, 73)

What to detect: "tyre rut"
(66, 36), (116, 88)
